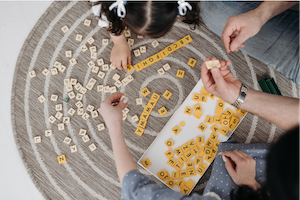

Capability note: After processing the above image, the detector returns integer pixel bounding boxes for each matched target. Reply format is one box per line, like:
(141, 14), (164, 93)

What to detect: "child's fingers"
(102, 93), (124, 105)
(122, 58), (127, 70)
(116, 97), (129, 110)
(115, 59), (121, 69)
(128, 55), (131, 66)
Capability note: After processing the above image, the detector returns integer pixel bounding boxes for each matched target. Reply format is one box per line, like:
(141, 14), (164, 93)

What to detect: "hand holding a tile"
(98, 93), (128, 131)
(221, 10), (263, 53)
(201, 58), (241, 104)
(219, 150), (261, 190)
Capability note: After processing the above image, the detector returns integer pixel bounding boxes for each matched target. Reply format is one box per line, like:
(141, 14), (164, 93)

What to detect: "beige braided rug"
(11, 1), (299, 200)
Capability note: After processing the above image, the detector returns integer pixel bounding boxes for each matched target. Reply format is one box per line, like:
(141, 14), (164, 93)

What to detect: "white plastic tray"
(138, 79), (246, 194)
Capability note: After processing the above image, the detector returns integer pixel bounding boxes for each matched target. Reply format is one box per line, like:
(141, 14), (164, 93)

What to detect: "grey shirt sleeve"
(121, 170), (220, 200)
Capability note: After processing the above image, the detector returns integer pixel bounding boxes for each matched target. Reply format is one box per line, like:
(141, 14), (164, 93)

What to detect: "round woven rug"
(11, 1), (299, 200)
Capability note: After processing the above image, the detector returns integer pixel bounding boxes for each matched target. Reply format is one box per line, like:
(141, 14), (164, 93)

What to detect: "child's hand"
(98, 93), (128, 131)
(110, 38), (131, 71)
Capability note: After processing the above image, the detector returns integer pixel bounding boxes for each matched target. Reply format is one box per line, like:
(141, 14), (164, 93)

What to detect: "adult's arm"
(221, 2), (298, 53)
(201, 58), (300, 131)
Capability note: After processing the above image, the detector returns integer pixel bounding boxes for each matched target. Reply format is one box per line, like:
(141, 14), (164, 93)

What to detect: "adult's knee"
(199, 2), (260, 37)
(199, 2), (228, 37)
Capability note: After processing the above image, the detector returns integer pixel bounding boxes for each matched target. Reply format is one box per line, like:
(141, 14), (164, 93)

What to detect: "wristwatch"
(232, 84), (247, 108)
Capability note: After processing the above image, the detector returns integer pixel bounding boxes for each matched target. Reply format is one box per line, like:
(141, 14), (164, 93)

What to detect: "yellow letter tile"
(140, 87), (150, 97)
(180, 170), (188, 178)
(174, 162), (183, 171)
(187, 139), (196, 149)
(213, 116), (221, 124)
(195, 157), (202, 165)
(176, 69), (185, 78)
(162, 90), (172, 100)
(193, 104), (202, 111)
(174, 147), (184, 156)
(167, 158), (176, 167)
(197, 123), (207, 132)
(196, 166), (205, 175)
(204, 154), (215, 163)
(219, 127), (229, 136)
(187, 58), (197, 67)
(158, 169), (166, 179)
(165, 139), (174, 148)
(165, 149), (174, 158)
(193, 110), (203, 119)
(172, 125), (181, 135)
(184, 151), (193, 160)
(150, 92), (160, 102)
(166, 179), (175, 188)
(172, 171), (180, 179)
(204, 139), (214, 149)
(221, 119), (230, 127)
(210, 124), (220, 134)
(196, 136), (204, 145)
(180, 186), (190, 195)
(200, 86), (209, 95)
(57, 155), (67, 164)
(185, 179), (195, 189)
(186, 161), (194, 169)
(209, 132), (218, 141)
(138, 120), (147, 129)
(192, 93), (201, 102)
(184, 106), (193, 115)
(135, 127), (145, 136)
(141, 158), (151, 167)
(158, 106), (168, 116)
(205, 115), (214, 124)
(176, 179), (186, 188)
(215, 100), (225, 116)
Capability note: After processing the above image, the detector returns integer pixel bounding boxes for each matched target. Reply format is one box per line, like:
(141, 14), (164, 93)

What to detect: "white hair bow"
(109, 0), (126, 18)
(177, 0), (192, 16)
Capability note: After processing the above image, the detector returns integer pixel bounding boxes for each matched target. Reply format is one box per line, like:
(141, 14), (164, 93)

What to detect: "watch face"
(241, 84), (247, 93)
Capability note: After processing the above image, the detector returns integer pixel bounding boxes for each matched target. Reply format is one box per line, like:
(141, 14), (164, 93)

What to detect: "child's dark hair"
(97, 1), (199, 37)
(230, 126), (299, 200)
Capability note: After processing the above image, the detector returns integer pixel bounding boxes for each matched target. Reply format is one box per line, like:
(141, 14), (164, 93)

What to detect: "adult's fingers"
(234, 150), (252, 159)
(224, 157), (237, 179)
(219, 151), (243, 163)
(210, 67), (227, 91)
(230, 30), (249, 52)
(200, 58), (212, 87)
(221, 25), (234, 53)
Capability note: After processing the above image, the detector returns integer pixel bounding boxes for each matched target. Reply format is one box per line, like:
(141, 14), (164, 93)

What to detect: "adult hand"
(219, 150), (261, 190)
(201, 58), (241, 104)
(221, 10), (265, 53)
(110, 39), (131, 71)
(98, 93), (128, 131)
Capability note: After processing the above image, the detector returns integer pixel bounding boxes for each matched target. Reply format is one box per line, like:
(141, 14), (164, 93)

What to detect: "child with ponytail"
(90, 1), (200, 70)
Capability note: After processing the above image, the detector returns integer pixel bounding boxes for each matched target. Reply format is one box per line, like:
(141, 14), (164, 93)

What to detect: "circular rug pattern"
(11, 1), (299, 200)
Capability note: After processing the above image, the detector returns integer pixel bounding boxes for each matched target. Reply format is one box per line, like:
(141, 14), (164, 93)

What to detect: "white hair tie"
(109, 0), (126, 18)
(177, 0), (192, 16)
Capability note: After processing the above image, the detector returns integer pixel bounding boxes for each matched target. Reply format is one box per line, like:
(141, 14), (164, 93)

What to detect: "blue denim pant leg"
(199, 2), (299, 85)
